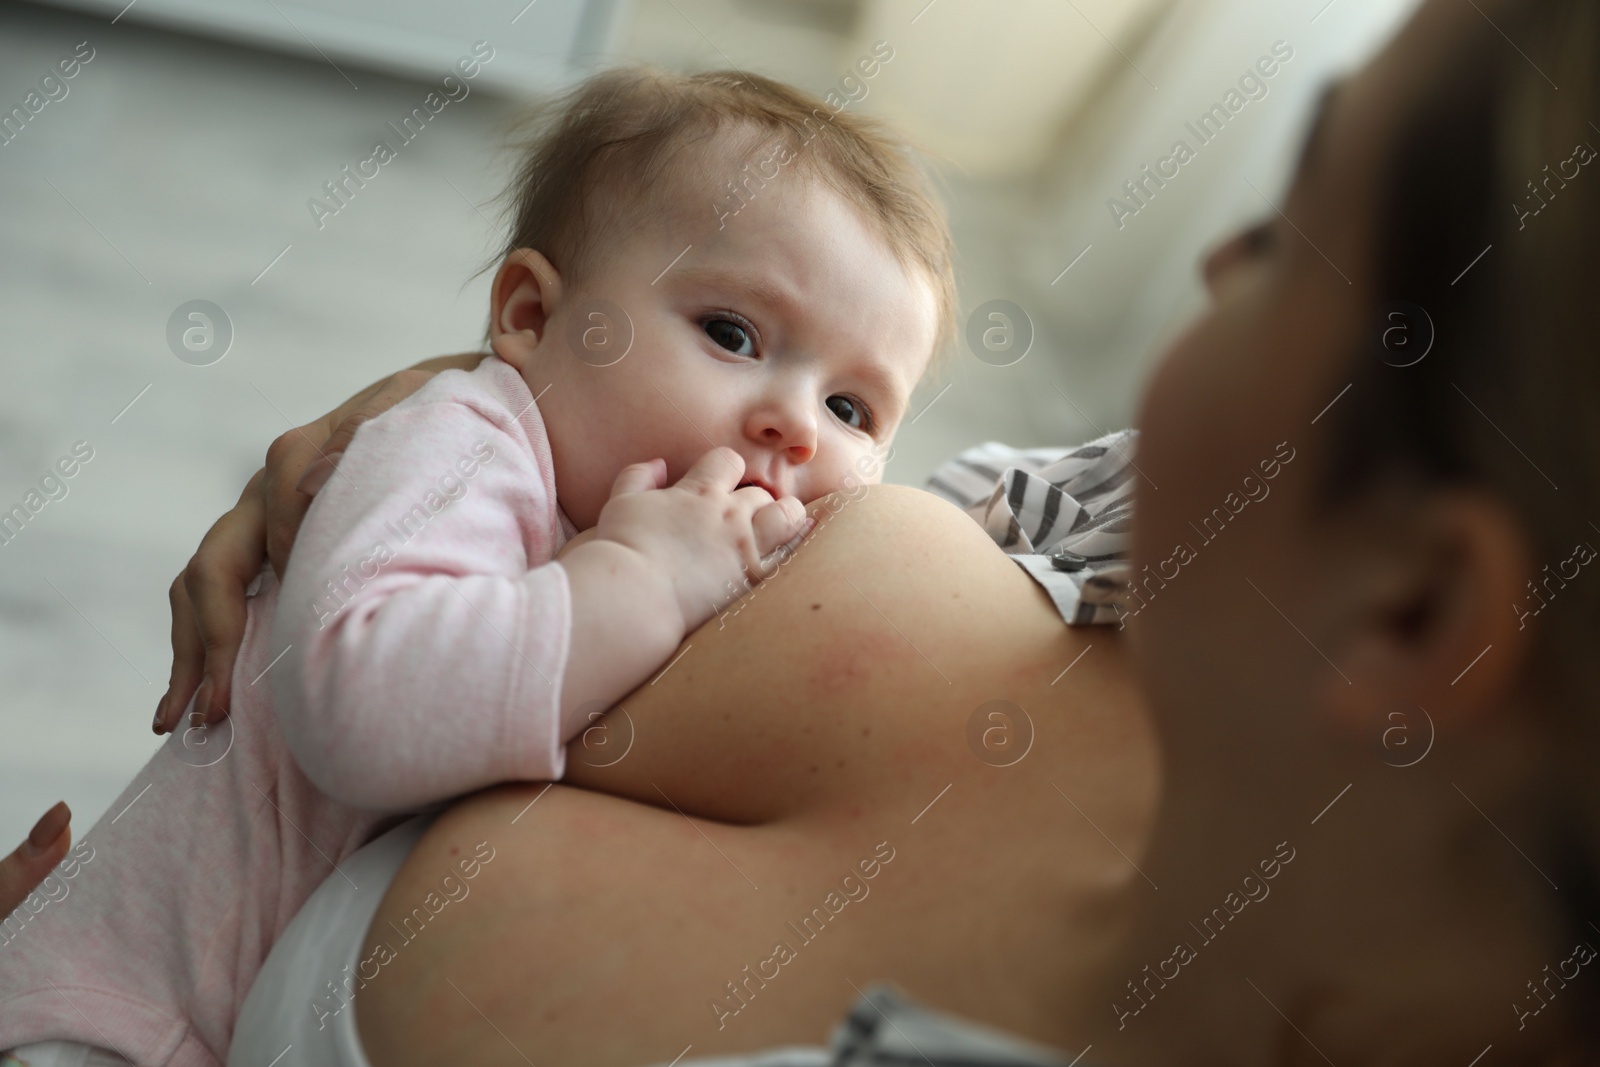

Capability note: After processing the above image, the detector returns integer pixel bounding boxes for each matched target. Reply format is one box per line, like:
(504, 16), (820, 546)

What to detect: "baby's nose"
(747, 408), (816, 463)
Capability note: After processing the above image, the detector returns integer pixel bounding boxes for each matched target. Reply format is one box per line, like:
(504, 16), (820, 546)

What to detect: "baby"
(0, 65), (954, 1066)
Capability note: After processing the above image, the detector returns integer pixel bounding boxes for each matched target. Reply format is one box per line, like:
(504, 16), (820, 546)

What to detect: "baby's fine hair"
(490, 64), (957, 373)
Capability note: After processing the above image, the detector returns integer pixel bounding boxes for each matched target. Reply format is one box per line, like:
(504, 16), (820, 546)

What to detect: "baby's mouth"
(737, 478), (777, 496)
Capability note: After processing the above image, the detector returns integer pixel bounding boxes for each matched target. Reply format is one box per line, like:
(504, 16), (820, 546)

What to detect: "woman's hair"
(1320, 0), (1600, 1035)
(488, 66), (957, 376)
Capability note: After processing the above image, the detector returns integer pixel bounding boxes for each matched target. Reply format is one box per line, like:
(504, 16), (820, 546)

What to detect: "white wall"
(1011, 0), (1425, 434)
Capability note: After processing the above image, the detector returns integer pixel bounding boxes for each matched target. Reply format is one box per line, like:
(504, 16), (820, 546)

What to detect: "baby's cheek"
(807, 482), (868, 516)
(833, 454), (874, 491)
(855, 440), (895, 484)
(802, 441), (888, 505)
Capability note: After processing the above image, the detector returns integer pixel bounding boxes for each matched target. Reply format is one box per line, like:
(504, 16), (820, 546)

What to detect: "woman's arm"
(154, 354), (486, 734)
(357, 483), (1157, 1067)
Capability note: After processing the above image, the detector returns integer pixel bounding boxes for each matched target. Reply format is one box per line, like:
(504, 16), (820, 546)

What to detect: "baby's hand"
(592, 447), (813, 634)
(554, 526), (599, 561)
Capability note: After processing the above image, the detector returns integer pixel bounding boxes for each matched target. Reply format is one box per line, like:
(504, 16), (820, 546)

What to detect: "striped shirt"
(921, 430), (1138, 627)
(664, 985), (1083, 1067)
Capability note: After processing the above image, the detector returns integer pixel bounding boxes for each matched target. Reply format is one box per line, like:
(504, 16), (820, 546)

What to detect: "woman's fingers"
(294, 450), (344, 498)
(261, 427), (324, 579)
(156, 473), (269, 733)
(262, 369), (439, 577)
(0, 803), (70, 916)
(182, 553), (252, 729)
(158, 570), (206, 732)
(169, 480), (268, 731)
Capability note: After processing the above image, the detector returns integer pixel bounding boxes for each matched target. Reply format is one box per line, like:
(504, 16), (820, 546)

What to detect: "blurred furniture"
(25, 0), (630, 93)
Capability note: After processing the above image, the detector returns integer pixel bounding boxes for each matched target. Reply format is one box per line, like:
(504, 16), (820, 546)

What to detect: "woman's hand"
(154, 354), (487, 734)
(0, 802), (70, 916)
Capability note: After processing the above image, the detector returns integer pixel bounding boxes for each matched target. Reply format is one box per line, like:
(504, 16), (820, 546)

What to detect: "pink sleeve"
(270, 383), (574, 813)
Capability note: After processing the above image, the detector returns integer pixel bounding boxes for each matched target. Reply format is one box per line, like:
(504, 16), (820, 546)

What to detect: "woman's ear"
(1324, 486), (1537, 734)
(488, 249), (563, 371)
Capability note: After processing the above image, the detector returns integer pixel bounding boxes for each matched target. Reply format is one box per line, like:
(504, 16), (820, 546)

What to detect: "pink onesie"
(0, 357), (582, 1065)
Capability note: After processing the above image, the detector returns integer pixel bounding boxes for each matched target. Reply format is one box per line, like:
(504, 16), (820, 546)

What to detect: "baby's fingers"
(676, 446), (745, 495)
(751, 498), (813, 577)
(609, 458), (667, 498)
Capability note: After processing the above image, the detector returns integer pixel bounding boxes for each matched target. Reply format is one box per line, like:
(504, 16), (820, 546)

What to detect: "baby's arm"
(272, 377), (809, 814)
(270, 387), (678, 812)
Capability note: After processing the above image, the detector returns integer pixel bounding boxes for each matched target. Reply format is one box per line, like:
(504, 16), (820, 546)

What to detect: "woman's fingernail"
(191, 678), (214, 728)
(295, 452), (343, 495)
(24, 801), (69, 857)
(153, 693), (168, 734)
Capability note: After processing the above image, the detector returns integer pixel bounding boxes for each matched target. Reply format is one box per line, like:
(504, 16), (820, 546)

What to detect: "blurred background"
(0, 0), (1421, 848)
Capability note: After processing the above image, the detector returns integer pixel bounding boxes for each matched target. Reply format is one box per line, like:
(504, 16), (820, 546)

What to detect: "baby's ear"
(488, 248), (562, 370)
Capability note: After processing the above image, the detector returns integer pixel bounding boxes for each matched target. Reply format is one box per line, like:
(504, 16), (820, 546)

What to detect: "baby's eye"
(704, 317), (755, 356)
(826, 394), (872, 431)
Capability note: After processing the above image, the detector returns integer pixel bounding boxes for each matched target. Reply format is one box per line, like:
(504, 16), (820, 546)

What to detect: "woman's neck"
(1085, 753), (1583, 1065)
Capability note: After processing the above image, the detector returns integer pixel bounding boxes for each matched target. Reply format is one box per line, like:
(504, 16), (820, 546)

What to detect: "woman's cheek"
(1134, 330), (1201, 485)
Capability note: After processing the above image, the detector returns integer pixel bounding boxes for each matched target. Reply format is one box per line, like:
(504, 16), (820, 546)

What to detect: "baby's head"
(483, 66), (955, 530)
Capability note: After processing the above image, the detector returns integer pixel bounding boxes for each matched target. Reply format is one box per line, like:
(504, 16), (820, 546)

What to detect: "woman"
(229, 0), (1600, 1054)
(14, 0), (1599, 1061)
